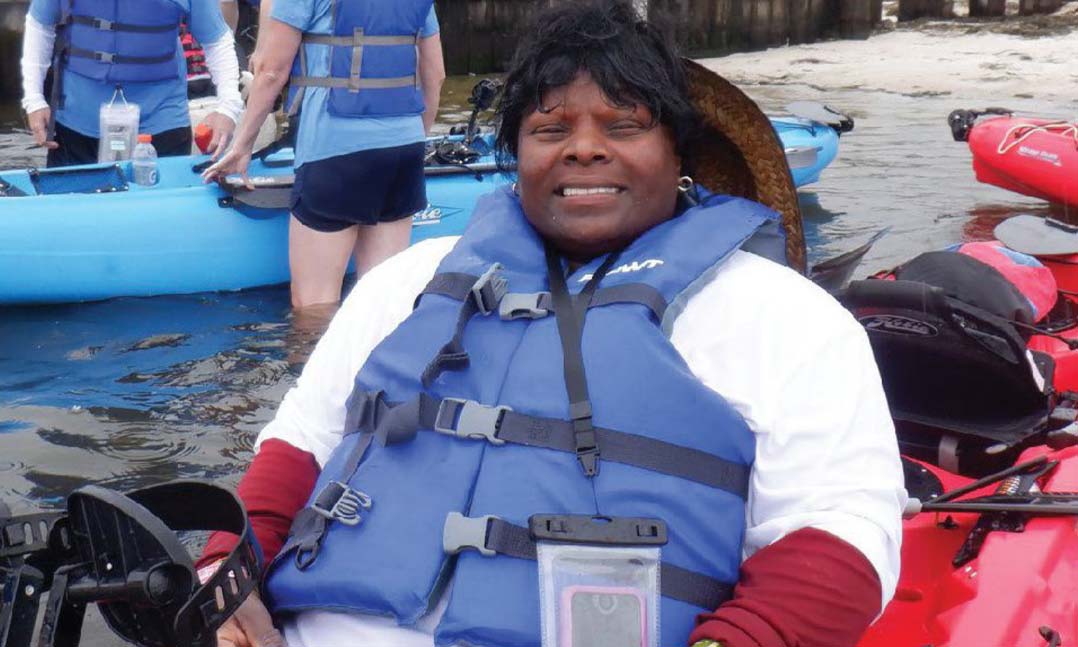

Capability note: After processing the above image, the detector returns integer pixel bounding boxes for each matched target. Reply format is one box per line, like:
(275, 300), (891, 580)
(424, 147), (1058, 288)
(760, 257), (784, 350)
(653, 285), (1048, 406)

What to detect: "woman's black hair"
(494, 0), (698, 170)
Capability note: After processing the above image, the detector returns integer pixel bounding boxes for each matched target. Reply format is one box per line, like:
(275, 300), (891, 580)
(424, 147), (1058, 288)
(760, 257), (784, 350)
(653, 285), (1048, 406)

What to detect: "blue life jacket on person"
(264, 185), (787, 647)
(287, 0), (433, 117)
(60, 0), (183, 84)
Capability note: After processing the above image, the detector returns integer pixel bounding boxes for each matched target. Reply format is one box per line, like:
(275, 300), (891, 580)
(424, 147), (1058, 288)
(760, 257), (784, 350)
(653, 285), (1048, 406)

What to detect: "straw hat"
(683, 59), (806, 274)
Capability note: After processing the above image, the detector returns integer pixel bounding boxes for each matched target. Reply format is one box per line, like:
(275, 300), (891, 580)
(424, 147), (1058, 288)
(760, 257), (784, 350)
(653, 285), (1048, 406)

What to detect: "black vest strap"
(363, 393), (751, 499)
(68, 15), (177, 33)
(546, 247), (620, 477)
(67, 46), (175, 65)
(442, 514), (734, 611)
(419, 264), (507, 388)
(417, 272), (668, 323)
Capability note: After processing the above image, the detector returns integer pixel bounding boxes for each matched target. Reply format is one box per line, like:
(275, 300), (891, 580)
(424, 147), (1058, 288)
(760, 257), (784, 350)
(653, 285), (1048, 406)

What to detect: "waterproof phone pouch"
(98, 88), (140, 163)
(533, 514), (664, 647)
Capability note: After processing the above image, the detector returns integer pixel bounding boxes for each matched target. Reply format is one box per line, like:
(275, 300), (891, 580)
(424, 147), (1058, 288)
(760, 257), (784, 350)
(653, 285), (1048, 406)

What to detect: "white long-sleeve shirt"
(258, 236), (906, 647)
(20, 14), (244, 123)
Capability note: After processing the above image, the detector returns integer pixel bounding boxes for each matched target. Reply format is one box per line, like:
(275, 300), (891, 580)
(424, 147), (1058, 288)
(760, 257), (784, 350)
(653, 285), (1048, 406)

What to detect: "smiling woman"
(198, 3), (904, 647)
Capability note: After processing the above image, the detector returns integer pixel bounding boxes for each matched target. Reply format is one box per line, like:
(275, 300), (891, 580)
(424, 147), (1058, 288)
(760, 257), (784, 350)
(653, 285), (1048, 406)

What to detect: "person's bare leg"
(289, 214), (358, 308)
(352, 217), (413, 277)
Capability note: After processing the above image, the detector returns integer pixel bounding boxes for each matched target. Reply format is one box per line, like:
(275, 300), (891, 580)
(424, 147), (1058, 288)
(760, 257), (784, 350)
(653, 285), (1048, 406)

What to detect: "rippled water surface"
(0, 72), (1066, 645)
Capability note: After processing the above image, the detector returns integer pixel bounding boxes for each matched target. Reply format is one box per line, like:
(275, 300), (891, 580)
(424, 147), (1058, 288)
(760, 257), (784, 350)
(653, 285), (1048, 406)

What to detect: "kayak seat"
(841, 275), (1055, 477)
(28, 164), (128, 195)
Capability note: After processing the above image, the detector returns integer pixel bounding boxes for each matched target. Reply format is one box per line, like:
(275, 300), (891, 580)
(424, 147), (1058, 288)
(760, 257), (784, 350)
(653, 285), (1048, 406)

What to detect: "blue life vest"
(288, 0), (433, 118)
(265, 186), (786, 647)
(61, 0), (183, 84)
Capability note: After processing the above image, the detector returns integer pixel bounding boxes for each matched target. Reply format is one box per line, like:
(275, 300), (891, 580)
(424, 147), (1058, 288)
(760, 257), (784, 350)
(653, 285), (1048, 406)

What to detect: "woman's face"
(516, 72), (682, 263)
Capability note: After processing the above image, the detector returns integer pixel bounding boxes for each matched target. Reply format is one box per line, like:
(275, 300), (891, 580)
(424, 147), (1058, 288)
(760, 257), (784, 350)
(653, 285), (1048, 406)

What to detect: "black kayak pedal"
(0, 480), (261, 647)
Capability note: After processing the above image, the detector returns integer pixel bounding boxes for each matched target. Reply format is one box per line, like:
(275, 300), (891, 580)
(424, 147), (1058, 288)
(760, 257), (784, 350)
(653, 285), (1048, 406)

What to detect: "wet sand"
(700, 1), (1078, 107)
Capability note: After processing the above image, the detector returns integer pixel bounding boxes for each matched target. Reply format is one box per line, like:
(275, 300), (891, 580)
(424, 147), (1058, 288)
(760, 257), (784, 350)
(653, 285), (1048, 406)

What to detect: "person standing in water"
(203, 0), (445, 309)
(21, 0), (243, 167)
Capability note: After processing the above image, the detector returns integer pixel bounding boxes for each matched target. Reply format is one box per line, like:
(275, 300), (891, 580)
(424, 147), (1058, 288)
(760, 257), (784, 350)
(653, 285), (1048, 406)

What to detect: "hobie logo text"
(579, 259), (664, 282)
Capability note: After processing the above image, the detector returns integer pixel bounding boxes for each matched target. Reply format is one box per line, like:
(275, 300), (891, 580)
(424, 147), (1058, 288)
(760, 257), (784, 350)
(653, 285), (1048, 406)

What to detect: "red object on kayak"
(194, 124), (213, 154)
(965, 115), (1078, 209)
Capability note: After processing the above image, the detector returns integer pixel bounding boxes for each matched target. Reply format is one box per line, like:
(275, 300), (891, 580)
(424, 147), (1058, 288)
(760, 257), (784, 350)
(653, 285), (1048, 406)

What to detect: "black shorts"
(290, 142), (427, 233)
(46, 122), (193, 168)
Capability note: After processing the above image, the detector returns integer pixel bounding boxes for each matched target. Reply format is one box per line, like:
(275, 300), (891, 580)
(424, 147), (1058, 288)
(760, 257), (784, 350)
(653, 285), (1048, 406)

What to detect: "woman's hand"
(201, 140), (254, 189)
(27, 107), (57, 149)
(216, 591), (288, 647)
(201, 111), (238, 160)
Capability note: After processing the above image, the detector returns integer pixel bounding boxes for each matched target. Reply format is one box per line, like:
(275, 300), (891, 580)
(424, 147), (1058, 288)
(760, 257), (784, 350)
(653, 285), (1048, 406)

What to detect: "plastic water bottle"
(132, 134), (158, 186)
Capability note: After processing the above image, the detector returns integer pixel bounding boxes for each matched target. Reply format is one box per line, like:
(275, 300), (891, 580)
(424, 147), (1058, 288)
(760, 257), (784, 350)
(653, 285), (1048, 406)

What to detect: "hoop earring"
(677, 176), (698, 207)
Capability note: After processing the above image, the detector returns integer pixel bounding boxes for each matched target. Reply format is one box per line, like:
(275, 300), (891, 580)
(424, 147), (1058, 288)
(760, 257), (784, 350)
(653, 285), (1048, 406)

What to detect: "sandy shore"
(699, 2), (1078, 107)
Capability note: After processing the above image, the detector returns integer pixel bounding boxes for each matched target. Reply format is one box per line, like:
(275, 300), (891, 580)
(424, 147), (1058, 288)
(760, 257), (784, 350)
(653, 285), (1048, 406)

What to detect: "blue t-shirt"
(31, 0), (228, 137)
(271, 1), (438, 168)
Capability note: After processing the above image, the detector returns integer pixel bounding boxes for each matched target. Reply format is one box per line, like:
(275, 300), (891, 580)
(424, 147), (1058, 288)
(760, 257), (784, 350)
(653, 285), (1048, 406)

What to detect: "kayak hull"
(857, 448), (1078, 647)
(0, 152), (506, 305)
(968, 116), (1078, 208)
(772, 116), (840, 187)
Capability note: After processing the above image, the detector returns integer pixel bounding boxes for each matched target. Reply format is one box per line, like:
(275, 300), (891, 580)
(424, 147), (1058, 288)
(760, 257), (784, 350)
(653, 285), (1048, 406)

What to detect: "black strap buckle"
(91, 17), (113, 30)
(434, 398), (509, 445)
(499, 292), (550, 320)
(310, 481), (372, 527)
(470, 263), (507, 316)
(93, 50), (114, 63)
(441, 512), (497, 556)
(569, 400), (600, 476)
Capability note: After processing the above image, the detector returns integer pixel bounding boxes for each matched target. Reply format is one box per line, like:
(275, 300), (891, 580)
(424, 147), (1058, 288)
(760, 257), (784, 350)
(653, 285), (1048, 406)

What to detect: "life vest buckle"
(92, 18), (114, 31)
(470, 263), (508, 316)
(499, 292), (551, 321)
(93, 50), (115, 63)
(310, 481), (372, 527)
(442, 511), (498, 557)
(434, 398), (510, 445)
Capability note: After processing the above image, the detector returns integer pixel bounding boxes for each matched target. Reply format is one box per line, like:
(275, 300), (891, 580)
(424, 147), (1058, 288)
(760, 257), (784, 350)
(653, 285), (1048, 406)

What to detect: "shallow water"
(0, 73), (1063, 644)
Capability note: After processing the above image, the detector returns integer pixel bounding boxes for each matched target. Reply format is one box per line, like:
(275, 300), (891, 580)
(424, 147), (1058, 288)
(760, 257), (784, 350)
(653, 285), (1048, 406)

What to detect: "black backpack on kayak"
(840, 251), (1070, 477)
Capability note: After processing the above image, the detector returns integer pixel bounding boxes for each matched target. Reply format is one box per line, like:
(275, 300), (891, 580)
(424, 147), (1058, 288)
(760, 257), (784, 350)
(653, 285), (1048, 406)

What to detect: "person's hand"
(247, 47), (265, 76)
(201, 111), (237, 160)
(27, 107), (58, 149)
(201, 139), (254, 189)
(216, 591), (287, 647)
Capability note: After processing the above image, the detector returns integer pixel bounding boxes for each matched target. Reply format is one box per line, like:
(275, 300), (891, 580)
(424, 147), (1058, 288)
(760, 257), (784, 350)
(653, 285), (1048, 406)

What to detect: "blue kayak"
(0, 121), (840, 305)
(774, 117), (840, 188)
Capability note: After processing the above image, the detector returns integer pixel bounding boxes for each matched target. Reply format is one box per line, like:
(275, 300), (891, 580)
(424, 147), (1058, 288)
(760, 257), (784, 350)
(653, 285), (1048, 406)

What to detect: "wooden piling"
(1019, 0), (1062, 14)
(838, 0), (877, 37)
(897, 0), (954, 20)
(969, 0), (1006, 16)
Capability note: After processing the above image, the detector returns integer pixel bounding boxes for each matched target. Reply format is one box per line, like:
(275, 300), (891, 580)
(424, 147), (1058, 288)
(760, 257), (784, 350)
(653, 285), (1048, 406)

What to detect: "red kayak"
(842, 239), (1078, 646)
(950, 109), (1078, 209)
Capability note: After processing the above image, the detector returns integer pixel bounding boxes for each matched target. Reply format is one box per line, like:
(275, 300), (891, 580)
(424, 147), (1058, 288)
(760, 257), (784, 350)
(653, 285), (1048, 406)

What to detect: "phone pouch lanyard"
(533, 514), (664, 647)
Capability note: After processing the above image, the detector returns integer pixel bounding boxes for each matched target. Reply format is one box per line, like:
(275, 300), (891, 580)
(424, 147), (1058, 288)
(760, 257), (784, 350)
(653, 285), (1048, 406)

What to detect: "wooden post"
(969, 0), (1005, 16)
(897, 0), (953, 20)
(870, 0), (884, 25)
(1019, 0), (1062, 14)
(838, 0), (875, 37)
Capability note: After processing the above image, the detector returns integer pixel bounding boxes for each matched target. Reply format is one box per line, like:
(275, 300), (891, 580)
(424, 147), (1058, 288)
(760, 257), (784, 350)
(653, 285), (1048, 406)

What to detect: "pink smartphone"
(558, 585), (648, 647)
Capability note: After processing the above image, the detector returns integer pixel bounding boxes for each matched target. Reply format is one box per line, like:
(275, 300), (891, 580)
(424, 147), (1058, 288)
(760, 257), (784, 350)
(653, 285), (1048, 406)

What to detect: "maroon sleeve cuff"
(689, 527), (882, 647)
(198, 438), (321, 569)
